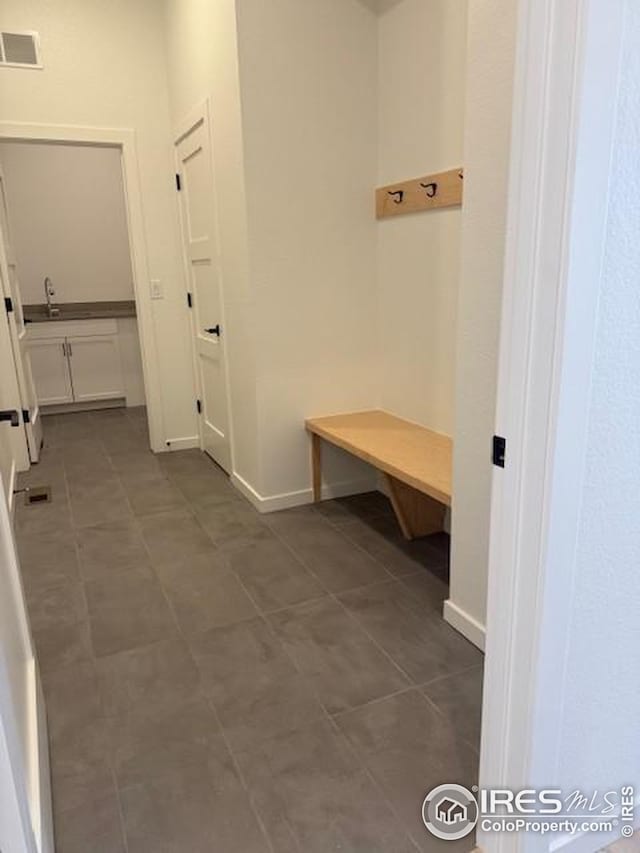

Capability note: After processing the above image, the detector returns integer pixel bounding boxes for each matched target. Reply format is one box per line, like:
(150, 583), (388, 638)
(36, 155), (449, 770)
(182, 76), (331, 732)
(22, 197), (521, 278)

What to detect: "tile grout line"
(256, 511), (437, 707)
(41, 419), (167, 851)
(147, 543), (278, 853)
(35, 422), (474, 851)
(241, 525), (427, 731)
(321, 703), (423, 853)
(94, 443), (276, 850)
(216, 533), (425, 853)
(264, 507), (399, 586)
(46, 423), (131, 851)
(204, 696), (279, 853)
(418, 661), (484, 690)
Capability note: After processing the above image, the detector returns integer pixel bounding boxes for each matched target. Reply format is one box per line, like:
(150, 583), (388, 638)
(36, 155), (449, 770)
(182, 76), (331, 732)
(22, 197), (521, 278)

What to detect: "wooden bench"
(305, 410), (452, 540)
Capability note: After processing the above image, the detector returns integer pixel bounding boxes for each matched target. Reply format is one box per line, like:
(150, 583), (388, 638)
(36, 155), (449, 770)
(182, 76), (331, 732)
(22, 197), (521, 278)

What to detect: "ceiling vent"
(0, 31), (41, 68)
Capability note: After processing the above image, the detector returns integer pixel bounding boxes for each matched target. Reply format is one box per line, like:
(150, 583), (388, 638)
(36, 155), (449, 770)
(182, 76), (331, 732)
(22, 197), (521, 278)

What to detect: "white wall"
(237, 0), (380, 503)
(163, 0), (260, 487)
(0, 142), (133, 305)
(557, 0), (640, 796)
(446, 0), (518, 645)
(0, 0), (196, 447)
(163, 0), (380, 504)
(377, 0), (467, 435)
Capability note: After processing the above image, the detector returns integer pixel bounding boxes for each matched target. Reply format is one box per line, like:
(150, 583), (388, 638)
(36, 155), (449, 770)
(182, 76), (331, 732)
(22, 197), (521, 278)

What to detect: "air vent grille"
(0, 31), (41, 68)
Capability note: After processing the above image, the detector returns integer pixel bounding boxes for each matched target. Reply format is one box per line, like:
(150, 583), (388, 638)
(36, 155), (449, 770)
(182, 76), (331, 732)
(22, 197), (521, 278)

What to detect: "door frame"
(0, 166), (42, 464)
(480, 2), (626, 853)
(0, 122), (165, 452)
(172, 100), (235, 471)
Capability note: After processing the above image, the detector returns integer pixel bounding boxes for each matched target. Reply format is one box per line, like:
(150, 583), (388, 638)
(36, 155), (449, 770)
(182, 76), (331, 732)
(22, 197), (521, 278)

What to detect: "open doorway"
(0, 140), (147, 439)
(0, 124), (168, 464)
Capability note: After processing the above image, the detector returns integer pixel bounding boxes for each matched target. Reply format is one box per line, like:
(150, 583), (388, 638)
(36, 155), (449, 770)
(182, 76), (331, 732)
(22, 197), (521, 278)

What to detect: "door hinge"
(175, 173), (182, 191)
(187, 292), (193, 309)
(196, 399), (202, 414)
(22, 409), (30, 424)
(492, 435), (506, 468)
(4, 296), (13, 313)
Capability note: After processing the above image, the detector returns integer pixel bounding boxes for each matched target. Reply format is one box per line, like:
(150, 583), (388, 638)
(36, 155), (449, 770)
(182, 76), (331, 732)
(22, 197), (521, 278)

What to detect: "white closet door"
(66, 334), (124, 401)
(175, 109), (231, 472)
(0, 168), (43, 462)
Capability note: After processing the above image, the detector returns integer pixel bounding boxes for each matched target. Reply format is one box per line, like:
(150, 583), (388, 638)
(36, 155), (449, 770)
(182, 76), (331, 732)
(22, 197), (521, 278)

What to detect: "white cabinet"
(28, 337), (74, 405)
(66, 335), (124, 402)
(27, 320), (126, 408)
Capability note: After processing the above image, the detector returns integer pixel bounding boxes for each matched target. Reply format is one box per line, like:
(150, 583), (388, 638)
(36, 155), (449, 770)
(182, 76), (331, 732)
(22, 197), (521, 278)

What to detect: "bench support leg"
(385, 474), (446, 540)
(311, 433), (322, 502)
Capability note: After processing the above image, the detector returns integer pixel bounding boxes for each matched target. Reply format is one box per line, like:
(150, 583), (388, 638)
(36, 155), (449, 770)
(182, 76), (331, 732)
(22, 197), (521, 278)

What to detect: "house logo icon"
(422, 784), (479, 841)
(436, 796), (468, 825)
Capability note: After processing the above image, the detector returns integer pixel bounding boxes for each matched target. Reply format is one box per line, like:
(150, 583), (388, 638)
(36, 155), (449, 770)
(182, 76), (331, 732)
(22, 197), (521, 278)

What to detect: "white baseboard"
(443, 599), (486, 651)
(230, 472), (377, 514)
(160, 435), (200, 453)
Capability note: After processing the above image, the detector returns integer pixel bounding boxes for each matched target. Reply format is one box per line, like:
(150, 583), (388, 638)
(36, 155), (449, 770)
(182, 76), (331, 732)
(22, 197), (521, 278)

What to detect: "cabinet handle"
(62, 342), (66, 357)
(67, 342), (73, 357)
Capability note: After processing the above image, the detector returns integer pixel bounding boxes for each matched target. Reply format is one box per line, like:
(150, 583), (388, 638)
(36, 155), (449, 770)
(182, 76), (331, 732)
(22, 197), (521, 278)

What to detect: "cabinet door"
(28, 338), (74, 405)
(66, 335), (124, 402)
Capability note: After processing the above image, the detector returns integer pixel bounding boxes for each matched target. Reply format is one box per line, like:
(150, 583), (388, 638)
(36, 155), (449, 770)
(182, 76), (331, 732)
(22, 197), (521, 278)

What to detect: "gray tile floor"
(16, 408), (483, 853)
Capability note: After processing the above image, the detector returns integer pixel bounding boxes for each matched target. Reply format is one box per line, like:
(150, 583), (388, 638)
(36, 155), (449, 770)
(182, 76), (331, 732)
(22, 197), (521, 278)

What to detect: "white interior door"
(0, 279), (29, 486)
(0, 412), (50, 853)
(0, 169), (43, 462)
(175, 111), (231, 472)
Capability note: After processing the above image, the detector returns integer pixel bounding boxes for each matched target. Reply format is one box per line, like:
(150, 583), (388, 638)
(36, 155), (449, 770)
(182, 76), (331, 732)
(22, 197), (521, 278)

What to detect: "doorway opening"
(0, 140), (147, 444)
(0, 123), (167, 468)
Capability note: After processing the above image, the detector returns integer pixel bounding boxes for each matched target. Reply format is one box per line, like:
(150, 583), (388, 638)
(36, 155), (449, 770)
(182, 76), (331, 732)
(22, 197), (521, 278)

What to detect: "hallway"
(16, 409), (482, 853)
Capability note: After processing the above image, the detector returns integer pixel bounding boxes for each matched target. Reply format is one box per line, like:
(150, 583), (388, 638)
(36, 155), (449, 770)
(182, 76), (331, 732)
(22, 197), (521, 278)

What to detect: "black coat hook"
(387, 190), (404, 204)
(420, 182), (438, 198)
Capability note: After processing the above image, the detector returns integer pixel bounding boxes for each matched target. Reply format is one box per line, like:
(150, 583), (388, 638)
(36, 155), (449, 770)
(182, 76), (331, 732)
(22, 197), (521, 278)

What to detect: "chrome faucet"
(44, 277), (59, 318)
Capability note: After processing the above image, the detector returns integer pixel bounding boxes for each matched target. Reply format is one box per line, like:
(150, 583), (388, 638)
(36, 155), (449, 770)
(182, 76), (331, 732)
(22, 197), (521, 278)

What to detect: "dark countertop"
(24, 300), (137, 323)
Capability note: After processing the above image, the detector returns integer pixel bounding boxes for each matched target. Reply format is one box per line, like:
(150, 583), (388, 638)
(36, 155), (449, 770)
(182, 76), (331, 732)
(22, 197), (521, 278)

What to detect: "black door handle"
(204, 325), (221, 336)
(0, 410), (20, 427)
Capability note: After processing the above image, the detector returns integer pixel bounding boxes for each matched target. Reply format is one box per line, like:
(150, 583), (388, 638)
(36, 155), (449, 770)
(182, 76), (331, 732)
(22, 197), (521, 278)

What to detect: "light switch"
(150, 279), (163, 300)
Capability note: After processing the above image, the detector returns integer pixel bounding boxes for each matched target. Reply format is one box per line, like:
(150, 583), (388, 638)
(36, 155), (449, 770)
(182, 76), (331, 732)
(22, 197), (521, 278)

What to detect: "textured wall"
(558, 0), (640, 791)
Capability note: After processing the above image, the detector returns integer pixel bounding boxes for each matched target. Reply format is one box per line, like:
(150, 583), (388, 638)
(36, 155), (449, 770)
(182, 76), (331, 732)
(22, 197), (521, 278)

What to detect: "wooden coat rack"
(376, 167), (463, 219)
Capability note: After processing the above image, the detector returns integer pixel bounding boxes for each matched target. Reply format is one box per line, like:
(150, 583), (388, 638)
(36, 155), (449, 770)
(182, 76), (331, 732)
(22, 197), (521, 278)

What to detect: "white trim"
(231, 471), (376, 514)
(0, 30), (43, 70)
(6, 460), (16, 513)
(163, 435), (199, 452)
(442, 599), (485, 651)
(0, 121), (166, 452)
(479, 3), (625, 853)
